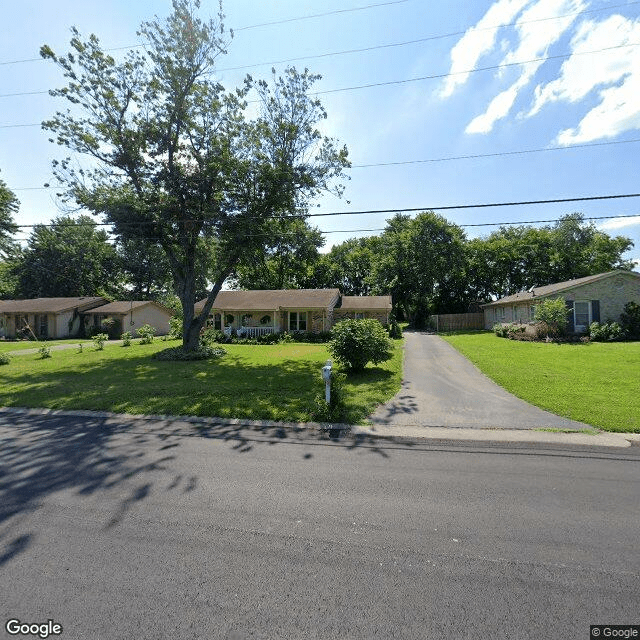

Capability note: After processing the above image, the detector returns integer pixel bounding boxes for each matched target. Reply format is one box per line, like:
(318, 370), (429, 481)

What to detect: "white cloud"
(466, 0), (584, 134)
(526, 14), (640, 143)
(597, 215), (640, 231)
(440, 0), (532, 98)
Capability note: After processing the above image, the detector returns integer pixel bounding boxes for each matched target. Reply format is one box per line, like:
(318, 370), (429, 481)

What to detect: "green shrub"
(0, 352), (11, 365)
(92, 333), (108, 350)
(137, 323), (156, 344)
(534, 298), (569, 336)
(388, 319), (402, 339)
(37, 345), (51, 359)
(121, 331), (132, 347)
(200, 328), (230, 345)
(589, 321), (624, 342)
(620, 301), (640, 339)
(169, 315), (183, 340)
(152, 346), (227, 361)
(329, 319), (393, 373)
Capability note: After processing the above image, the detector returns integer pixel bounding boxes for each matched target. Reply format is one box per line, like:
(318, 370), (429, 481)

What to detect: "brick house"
(194, 289), (392, 336)
(82, 300), (174, 337)
(482, 270), (640, 332)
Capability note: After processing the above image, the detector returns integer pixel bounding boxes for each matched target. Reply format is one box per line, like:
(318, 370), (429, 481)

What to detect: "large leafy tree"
(116, 237), (174, 300)
(41, 0), (349, 350)
(16, 215), (121, 298)
(0, 173), (19, 259)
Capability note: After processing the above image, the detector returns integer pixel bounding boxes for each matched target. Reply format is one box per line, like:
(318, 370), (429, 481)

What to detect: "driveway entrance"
(369, 332), (593, 430)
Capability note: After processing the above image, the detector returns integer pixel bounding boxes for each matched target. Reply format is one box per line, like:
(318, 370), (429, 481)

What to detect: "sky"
(1, 0), (640, 267)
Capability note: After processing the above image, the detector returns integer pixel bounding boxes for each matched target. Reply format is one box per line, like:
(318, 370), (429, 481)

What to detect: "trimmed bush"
(38, 345), (51, 359)
(329, 319), (393, 373)
(121, 331), (132, 347)
(589, 321), (624, 342)
(152, 346), (227, 361)
(0, 352), (11, 365)
(137, 323), (156, 344)
(92, 333), (108, 350)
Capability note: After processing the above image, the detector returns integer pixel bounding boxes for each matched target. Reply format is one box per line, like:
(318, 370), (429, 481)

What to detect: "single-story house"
(482, 270), (640, 332)
(194, 289), (392, 336)
(0, 297), (107, 339)
(333, 296), (392, 325)
(82, 300), (173, 337)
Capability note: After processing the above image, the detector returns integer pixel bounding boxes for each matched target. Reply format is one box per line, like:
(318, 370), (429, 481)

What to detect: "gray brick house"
(482, 270), (640, 332)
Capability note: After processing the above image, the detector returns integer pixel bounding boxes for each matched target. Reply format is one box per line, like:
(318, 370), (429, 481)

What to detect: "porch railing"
(238, 326), (276, 338)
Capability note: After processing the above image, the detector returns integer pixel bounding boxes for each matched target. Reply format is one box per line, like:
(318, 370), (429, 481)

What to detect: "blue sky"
(1, 0), (640, 266)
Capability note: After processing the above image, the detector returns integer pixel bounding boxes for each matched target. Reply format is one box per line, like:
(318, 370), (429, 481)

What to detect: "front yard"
(442, 332), (640, 433)
(0, 338), (403, 424)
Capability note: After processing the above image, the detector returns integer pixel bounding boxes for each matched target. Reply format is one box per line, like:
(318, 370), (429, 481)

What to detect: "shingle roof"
(83, 300), (172, 315)
(482, 270), (640, 307)
(339, 295), (392, 310)
(195, 289), (341, 312)
(0, 297), (106, 314)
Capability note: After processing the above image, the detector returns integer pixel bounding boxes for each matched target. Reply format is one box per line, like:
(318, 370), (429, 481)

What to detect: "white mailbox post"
(321, 360), (332, 404)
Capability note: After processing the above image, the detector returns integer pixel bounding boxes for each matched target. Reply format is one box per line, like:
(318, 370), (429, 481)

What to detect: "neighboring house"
(83, 300), (173, 337)
(194, 289), (392, 336)
(482, 270), (640, 332)
(0, 297), (107, 339)
(334, 296), (392, 325)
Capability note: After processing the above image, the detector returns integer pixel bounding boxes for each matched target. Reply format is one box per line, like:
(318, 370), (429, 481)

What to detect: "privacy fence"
(430, 313), (484, 332)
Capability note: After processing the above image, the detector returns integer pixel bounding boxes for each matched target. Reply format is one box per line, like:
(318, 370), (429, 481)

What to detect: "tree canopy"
(41, 0), (349, 350)
(0, 173), (19, 259)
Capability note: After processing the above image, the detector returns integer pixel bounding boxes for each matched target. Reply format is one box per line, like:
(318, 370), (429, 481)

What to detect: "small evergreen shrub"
(200, 328), (230, 345)
(388, 319), (402, 339)
(152, 346), (227, 361)
(620, 301), (640, 339)
(137, 323), (156, 344)
(121, 331), (132, 347)
(329, 319), (393, 373)
(92, 333), (108, 350)
(0, 352), (11, 365)
(169, 316), (183, 339)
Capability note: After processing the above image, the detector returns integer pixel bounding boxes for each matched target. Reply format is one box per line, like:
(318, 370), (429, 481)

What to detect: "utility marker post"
(321, 360), (332, 404)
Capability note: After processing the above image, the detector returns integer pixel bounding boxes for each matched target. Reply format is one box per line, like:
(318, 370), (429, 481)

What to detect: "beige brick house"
(195, 289), (392, 336)
(482, 270), (640, 332)
(0, 297), (107, 339)
(83, 300), (173, 337)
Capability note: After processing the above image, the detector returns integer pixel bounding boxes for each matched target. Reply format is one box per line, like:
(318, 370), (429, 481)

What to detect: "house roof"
(482, 270), (640, 307)
(339, 295), (392, 310)
(0, 297), (106, 314)
(195, 289), (341, 312)
(83, 300), (173, 315)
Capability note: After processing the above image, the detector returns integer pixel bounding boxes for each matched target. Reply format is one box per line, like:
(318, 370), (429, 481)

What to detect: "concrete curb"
(1, 406), (638, 450)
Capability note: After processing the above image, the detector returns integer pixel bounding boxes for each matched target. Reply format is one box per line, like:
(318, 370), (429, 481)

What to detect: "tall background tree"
(41, 0), (349, 350)
(0, 173), (20, 299)
(16, 215), (121, 298)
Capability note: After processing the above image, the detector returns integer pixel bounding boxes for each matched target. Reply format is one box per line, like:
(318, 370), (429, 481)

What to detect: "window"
(260, 315), (271, 325)
(289, 311), (307, 331)
(355, 313), (364, 320)
(574, 301), (591, 332)
(225, 314), (235, 326)
(530, 305), (536, 321)
(496, 307), (505, 321)
(206, 313), (221, 330)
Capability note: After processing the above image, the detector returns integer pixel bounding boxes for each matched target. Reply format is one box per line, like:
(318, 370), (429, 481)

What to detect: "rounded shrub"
(329, 319), (393, 373)
(152, 346), (227, 361)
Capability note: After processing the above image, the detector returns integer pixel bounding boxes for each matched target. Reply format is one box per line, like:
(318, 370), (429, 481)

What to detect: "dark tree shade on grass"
(40, 0), (349, 352)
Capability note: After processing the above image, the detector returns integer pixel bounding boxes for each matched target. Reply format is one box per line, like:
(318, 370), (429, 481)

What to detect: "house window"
(225, 314), (235, 326)
(206, 313), (221, 330)
(355, 312), (365, 320)
(530, 305), (536, 321)
(574, 301), (591, 332)
(289, 311), (307, 331)
(260, 315), (271, 325)
(496, 307), (505, 321)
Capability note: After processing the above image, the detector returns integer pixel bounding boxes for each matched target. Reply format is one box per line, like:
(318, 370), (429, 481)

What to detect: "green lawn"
(0, 339), (94, 352)
(0, 338), (403, 424)
(442, 332), (640, 433)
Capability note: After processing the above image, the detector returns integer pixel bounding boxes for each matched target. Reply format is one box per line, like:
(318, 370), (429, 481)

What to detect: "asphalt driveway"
(369, 332), (594, 430)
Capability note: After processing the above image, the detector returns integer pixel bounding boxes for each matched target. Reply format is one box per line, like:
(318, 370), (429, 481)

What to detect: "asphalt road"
(1, 413), (639, 640)
(369, 332), (594, 429)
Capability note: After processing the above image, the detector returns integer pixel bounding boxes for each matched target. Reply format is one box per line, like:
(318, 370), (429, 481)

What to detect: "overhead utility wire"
(13, 137), (640, 192)
(10, 194), (640, 230)
(1, 0), (635, 69)
(2, 41), (637, 122)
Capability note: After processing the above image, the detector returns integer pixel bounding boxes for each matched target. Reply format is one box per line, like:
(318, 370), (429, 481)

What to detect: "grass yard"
(0, 339), (94, 352)
(0, 338), (403, 424)
(442, 332), (640, 433)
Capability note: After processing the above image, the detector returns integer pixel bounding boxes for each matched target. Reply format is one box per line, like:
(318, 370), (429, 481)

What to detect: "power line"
(10, 194), (640, 230)
(2, 41), (637, 123)
(13, 138), (640, 192)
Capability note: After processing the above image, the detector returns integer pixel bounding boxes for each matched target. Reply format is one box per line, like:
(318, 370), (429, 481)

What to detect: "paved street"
(1, 412), (639, 639)
(369, 332), (595, 429)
